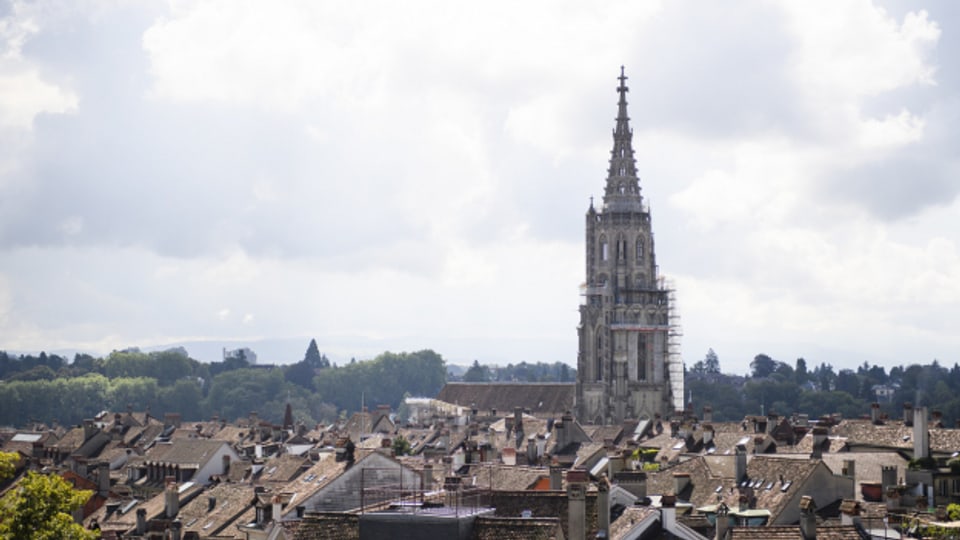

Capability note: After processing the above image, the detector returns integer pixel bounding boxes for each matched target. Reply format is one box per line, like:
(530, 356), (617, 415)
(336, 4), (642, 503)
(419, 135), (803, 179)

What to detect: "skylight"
(781, 481), (793, 492)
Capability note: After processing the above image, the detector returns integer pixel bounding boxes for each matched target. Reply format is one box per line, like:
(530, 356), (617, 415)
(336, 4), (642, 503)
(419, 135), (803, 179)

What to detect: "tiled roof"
(832, 419), (960, 453)
(489, 489), (599, 539)
(292, 512), (359, 540)
(777, 452), (908, 495)
(469, 516), (564, 540)
(609, 505), (659, 540)
(728, 524), (863, 539)
(179, 482), (255, 536)
(144, 439), (228, 467)
(436, 383), (574, 416)
(258, 454), (310, 484)
(469, 464), (552, 491)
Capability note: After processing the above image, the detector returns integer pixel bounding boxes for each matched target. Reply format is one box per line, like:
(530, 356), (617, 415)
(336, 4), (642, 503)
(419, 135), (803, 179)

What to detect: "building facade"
(576, 68), (682, 425)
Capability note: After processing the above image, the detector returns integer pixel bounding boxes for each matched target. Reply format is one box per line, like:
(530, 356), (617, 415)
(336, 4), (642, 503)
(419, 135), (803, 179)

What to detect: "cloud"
(0, 0), (958, 374)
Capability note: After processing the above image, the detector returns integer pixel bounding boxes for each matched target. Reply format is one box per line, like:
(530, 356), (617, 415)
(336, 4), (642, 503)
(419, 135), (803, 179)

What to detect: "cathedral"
(576, 68), (683, 425)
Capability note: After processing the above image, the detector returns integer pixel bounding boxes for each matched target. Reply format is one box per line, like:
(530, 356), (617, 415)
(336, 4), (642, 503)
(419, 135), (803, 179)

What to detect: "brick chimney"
(914, 407), (929, 460)
(881, 466), (897, 497)
(170, 519), (182, 540)
(661, 494), (677, 533)
(165, 477), (179, 518)
(839, 499), (861, 526)
(550, 466), (563, 490)
(597, 479), (610, 537)
(673, 472), (691, 496)
(702, 406), (713, 423)
(98, 461), (110, 497)
(715, 502), (730, 540)
(870, 403), (881, 424)
(136, 508), (146, 535)
(811, 427), (828, 459)
(735, 445), (747, 483)
(614, 471), (647, 499)
(841, 459), (855, 480)
(567, 473), (587, 540)
(799, 495), (817, 540)
(903, 402), (913, 426)
(703, 424), (714, 448)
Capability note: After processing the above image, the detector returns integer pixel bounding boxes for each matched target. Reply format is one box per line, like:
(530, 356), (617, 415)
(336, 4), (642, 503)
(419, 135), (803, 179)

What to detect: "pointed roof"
(602, 66), (644, 213)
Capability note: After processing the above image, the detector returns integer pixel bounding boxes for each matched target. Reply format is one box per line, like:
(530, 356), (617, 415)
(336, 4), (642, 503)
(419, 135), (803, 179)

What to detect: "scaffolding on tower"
(661, 276), (685, 412)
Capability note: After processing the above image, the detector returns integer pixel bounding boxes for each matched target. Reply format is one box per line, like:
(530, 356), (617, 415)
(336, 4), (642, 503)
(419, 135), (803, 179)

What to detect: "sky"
(0, 0), (958, 375)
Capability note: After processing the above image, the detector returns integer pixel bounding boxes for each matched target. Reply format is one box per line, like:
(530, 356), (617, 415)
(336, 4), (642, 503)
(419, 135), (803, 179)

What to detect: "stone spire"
(603, 66), (644, 213)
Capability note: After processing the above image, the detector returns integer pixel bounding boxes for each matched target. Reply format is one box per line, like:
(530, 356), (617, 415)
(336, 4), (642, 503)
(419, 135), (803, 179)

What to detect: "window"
(637, 334), (646, 381)
(636, 238), (644, 261)
(600, 237), (608, 261)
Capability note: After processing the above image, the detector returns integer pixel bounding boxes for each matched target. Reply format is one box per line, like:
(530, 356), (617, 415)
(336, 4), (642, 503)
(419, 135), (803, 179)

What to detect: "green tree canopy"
(0, 468), (98, 540)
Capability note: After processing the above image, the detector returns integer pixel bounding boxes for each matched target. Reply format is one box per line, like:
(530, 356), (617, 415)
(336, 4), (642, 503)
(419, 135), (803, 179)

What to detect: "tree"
(303, 339), (322, 367)
(704, 349), (720, 374)
(750, 354), (776, 379)
(463, 360), (491, 382)
(392, 435), (412, 456)
(0, 451), (15, 480)
(795, 358), (808, 385)
(0, 466), (98, 540)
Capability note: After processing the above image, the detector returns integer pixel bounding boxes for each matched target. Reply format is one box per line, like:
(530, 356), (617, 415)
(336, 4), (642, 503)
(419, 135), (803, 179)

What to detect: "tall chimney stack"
(914, 406), (929, 460)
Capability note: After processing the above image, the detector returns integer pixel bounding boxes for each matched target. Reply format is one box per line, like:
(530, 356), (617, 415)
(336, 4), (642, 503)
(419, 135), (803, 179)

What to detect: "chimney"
(799, 496), (817, 540)
(914, 407), (929, 460)
(165, 477), (179, 518)
(903, 402), (913, 426)
(766, 413), (778, 434)
(661, 494), (677, 533)
(735, 445), (747, 483)
(567, 477), (587, 540)
(136, 508), (147, 535)
(164, 413), (181, 429)
(597, 479), (610, 537)
(702, 406), (713, 423)
(811, 427), (828, 459)
(98, 461), (110, 497)
(526, 436), (537, 464)
(422, 464), (433, 491)
(83, 419), (98, 442)
(673, 472), (691, 496)
(881, 466), (897, 497)
(842, 459), (855, 480)
(715, 502), (730, 540)
(170, 519), (182, 540)
(272, 494), (283, 523)
(549, 466), (563, 490)
(208, 496), (217, 512)
(932, 409), (943, 427)
(840, 500), (861, 526)
(514, 407), (524, 449)
(703, 424), (714, 448)
(222, 454), (231, 475)
(870, 403), (881, 424)
(613, 471), (647, 499)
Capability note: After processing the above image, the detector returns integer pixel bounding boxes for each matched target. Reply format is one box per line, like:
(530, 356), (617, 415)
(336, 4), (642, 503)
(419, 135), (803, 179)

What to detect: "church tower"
(576, 68), (682, 425)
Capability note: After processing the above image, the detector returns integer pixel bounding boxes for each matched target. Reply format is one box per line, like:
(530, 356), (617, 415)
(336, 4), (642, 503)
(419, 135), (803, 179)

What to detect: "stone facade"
(576, 68), (680, 425)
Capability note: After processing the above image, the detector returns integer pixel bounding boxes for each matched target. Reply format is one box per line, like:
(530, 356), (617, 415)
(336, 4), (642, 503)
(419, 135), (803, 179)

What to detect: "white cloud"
(0, 4), (78, 129)
(0, 0), (957, 376)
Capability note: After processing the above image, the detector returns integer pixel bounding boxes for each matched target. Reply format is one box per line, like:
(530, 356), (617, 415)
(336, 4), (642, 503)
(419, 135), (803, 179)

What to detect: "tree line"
(687, 350), (960, 426)
(0, 342), (446, 429)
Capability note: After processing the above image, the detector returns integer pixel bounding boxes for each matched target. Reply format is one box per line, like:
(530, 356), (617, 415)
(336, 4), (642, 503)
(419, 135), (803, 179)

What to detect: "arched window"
(600, 236), (608, 261)
(636, 237), (644, 261)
